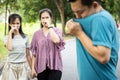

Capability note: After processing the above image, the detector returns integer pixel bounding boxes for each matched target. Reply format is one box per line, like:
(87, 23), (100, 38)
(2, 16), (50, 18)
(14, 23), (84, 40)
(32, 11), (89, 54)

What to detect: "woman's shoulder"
(24, 34), (29, 38)
(4, 35), (8, 39)
(34, 29), (42, 34)
(32, 29), (43, 38)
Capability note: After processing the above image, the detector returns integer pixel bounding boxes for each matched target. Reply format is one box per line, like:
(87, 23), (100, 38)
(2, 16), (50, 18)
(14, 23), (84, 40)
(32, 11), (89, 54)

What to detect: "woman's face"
(9, 18), (21, 31)
(41, 12), (52, 27)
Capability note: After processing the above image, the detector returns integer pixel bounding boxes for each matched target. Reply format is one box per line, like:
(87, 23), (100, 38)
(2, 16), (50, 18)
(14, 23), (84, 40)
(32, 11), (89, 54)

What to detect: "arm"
(30, 33), (37, 78)
(31, 55), (37, 78)
(26, 48), (32, 69)
(66, 19), (111, 64)
(48, 28), (60, 44)
(6, 28), (17, 51)
(77, 31), (110, 64)
(6, 32), (13, 51)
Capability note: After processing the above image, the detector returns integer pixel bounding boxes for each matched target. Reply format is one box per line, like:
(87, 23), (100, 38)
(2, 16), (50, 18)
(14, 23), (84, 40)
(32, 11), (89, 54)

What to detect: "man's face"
(70, 0), (89, 18)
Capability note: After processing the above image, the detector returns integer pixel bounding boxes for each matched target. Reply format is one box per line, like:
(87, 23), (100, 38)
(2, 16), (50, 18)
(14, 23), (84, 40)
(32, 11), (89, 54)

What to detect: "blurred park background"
(0, 0), (120, 61)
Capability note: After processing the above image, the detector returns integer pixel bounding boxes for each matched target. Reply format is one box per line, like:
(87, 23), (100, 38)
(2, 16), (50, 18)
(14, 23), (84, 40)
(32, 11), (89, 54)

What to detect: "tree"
(1, 0), (120, 35)
(101, 0), (120, 21)
(53, 0), (65, 34)
(0, 0), (21, 35)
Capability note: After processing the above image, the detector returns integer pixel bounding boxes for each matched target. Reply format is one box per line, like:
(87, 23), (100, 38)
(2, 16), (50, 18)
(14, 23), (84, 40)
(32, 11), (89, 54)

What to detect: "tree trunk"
(4, 3), (8, 36)
(54, 0), (66, 35)
(60, 10), (65, 35)
(53, 16), (57, 27)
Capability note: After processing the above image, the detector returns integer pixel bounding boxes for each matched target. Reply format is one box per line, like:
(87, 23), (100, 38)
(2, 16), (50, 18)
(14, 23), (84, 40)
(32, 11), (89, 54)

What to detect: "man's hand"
(66, 19), (83, 36)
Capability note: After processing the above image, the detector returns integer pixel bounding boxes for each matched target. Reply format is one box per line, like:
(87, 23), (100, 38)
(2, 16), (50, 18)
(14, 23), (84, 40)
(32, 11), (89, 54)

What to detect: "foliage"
(0, 0), (120, 34)
(0, 23), (7, 61)
(64, 1), (74, 21)
(0, 0), (120, 21)
(101, 0), (120, 20)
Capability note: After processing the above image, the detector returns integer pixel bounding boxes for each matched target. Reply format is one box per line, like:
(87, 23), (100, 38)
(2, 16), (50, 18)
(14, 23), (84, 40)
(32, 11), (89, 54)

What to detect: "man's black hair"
(68, 0), (101, 7)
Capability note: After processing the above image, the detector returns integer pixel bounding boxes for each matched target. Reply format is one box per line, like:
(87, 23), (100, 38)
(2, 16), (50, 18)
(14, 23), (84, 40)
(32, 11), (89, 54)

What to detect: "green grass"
(0, 22), (74, 61)
(0, 39), (8, 61)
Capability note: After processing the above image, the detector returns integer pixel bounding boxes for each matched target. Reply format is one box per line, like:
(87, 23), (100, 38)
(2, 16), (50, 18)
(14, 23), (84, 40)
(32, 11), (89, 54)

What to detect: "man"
(66, 0), (119, 80)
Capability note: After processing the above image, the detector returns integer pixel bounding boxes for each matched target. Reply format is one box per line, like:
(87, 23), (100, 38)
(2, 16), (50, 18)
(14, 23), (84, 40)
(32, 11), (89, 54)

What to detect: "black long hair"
(8, 13), (25, 38)
(39, 8), (53, 28)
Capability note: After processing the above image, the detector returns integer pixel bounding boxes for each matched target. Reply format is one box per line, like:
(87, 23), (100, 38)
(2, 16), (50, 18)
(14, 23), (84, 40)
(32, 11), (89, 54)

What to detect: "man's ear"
(92, 1), (99, 8)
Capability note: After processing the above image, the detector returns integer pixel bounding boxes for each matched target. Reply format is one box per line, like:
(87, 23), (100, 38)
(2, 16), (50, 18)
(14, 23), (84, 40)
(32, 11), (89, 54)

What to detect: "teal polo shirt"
(74, 10), (119, 80)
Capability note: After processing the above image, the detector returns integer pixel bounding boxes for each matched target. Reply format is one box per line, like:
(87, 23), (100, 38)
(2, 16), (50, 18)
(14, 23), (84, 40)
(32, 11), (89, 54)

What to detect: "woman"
(1, 13), (32, 80)
(30, 8), (65, 80)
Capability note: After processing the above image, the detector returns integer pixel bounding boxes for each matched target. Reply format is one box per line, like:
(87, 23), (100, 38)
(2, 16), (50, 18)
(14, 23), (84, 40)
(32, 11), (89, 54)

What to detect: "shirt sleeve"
(3, 36), (8, 45)
(91, 16), (113, 49)
(26, 35), (30, 48)
(54, 28), (65, 51)
(30, 33), (37, 56)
